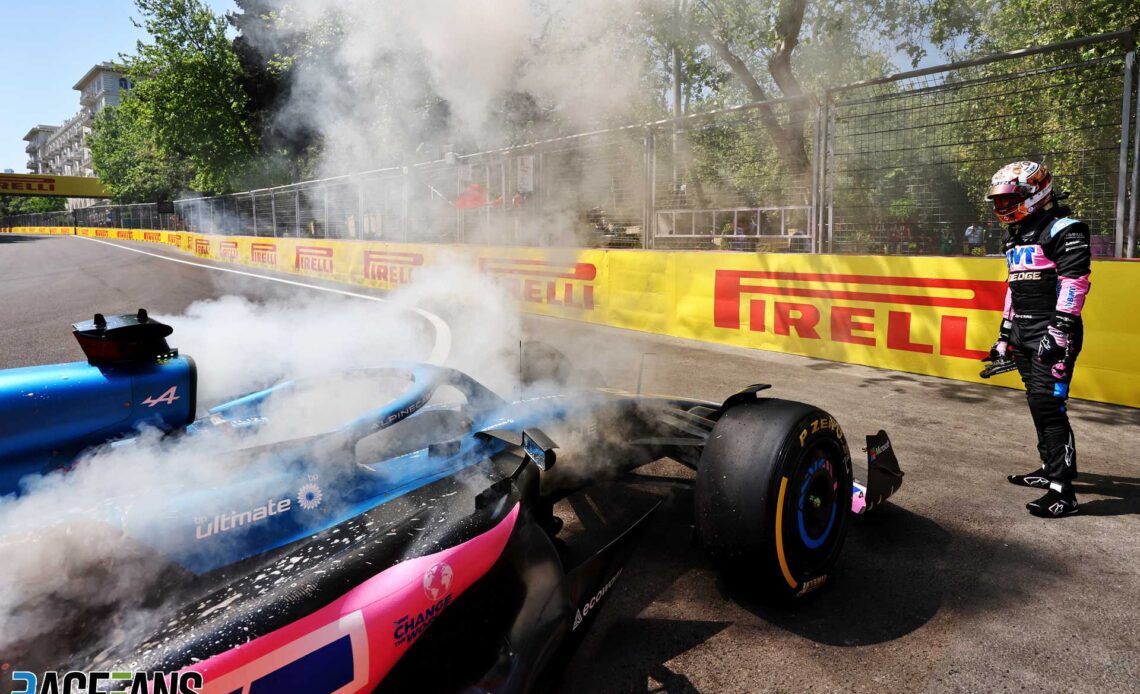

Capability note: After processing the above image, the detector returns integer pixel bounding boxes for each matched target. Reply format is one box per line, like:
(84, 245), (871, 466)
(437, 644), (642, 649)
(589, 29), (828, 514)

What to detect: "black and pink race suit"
(1000, 206), (1091, 483)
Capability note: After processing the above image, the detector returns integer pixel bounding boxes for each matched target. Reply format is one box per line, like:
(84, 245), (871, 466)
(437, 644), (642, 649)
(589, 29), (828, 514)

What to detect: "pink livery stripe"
(192, 503), (520, 694)
(1057, 275), (1090, 316)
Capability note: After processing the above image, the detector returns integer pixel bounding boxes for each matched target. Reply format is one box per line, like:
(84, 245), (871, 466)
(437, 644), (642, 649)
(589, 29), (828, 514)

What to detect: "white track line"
(73, 235), (452, 365)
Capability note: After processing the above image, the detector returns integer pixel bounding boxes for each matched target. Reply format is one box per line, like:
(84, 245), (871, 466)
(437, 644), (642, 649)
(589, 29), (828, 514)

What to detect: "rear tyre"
(695, 398), (853, 599)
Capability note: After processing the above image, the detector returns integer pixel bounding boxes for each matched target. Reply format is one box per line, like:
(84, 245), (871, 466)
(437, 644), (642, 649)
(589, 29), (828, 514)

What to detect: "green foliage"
(229, 0), (335, 181)
(889, 195), (917, 222)
(89, 100), (192, 202)
(0, 195), (67, 216)
(124, 0), (259, 193)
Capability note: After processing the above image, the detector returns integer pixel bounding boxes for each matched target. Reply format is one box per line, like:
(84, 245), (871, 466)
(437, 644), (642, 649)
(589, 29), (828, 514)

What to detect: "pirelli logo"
(116, 230), (132, 240)
(713, 270), (1006, 359)
(479, 257), (597, 310)
(94, 229), (109, 238)
(143, 232), (162, 243)
(251, 242), (278, 265)
(219, 240), (239, 260)
(194, 238), (211, 257)
(167, 234), (182, 247)
(295, 246), (334, 273)
(363, 251), (424, 285)
(0, 175), (54, 193)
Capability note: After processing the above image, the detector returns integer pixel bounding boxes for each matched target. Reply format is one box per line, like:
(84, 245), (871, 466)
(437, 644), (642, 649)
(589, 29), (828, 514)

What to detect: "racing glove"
(982, 319), (1013, 363)
(1037, 312), (1077, 379)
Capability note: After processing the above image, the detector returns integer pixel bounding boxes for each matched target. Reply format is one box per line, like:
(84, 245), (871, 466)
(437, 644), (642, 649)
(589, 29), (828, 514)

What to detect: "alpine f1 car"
(0, 310), (903, 693)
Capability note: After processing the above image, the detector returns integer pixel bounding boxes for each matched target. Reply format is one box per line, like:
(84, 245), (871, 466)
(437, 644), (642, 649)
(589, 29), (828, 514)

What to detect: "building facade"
(23, 63), (130, 179)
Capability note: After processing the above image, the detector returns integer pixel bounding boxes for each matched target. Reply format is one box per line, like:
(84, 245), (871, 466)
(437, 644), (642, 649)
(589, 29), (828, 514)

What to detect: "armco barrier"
(8, 226), (1138, 408)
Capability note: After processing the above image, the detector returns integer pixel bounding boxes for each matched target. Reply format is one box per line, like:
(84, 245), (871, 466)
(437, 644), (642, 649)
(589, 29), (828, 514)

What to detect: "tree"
(89, 99), (192, 202)
(0, 195), (67, 217)
(647, 0), (979, 182)
(125, 0), (259, 193)
(228, 0), (330, 182)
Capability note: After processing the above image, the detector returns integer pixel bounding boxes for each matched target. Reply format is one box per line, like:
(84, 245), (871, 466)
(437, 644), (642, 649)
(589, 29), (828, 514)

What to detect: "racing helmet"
(986, 160), (1053, 224)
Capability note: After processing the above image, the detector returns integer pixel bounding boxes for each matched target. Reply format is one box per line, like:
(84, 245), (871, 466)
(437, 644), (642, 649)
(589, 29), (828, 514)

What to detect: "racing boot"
(1007, 468), (1051, 489)
(1026, 482), (1079, 518)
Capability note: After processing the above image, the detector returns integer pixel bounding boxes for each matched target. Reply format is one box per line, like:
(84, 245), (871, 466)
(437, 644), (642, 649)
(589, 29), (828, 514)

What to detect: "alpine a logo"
(220, 240), (239, 260)
(295, 245), (334, 273)
(714, 270), (1006, 360)
(480, 257), (597, 310)
(251, 242), (277, 265)
(0, 175), (55, 193)
(363, 250), (424, 285)
(572, 568), (623, 630)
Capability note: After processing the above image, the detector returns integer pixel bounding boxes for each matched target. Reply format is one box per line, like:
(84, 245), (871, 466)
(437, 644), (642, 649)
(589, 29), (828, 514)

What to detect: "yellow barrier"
(10, 226), (1138, 408)
(0, 173), (110, 198)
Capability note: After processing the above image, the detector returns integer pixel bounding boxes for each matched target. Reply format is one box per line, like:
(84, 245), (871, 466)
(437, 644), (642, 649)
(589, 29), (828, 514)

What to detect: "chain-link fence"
(823, 30), (1137, 257)
(4, 30), (1137, 257)
(651, 95), (818, 252)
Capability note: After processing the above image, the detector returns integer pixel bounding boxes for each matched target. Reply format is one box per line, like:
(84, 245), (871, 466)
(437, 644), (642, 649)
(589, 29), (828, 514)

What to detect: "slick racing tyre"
(695, 398), (853, 600)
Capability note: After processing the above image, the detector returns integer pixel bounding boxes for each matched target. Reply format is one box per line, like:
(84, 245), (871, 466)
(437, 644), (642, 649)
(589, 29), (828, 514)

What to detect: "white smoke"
(0, 262), (524, 665)
(268, 0), (650, 176)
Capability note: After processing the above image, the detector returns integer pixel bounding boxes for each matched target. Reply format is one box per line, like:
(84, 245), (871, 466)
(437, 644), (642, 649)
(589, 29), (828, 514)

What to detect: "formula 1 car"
(0, 311), (903, 693)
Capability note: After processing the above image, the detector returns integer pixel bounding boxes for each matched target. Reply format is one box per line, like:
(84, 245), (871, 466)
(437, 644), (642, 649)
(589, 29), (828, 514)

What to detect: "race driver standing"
(983, 161), (1090, 518)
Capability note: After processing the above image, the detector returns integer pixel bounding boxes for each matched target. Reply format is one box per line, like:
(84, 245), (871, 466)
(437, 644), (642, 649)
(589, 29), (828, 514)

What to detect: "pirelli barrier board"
(0, 173), (110, 198)
(10, 226), (1139, 408)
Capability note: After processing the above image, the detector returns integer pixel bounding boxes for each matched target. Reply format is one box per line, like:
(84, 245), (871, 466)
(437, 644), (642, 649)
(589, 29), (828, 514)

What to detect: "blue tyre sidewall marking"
(796, 456), (837, 550)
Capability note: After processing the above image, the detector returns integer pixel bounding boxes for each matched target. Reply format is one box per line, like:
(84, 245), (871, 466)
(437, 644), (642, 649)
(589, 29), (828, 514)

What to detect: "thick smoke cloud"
(0, 266), (522, 666)
(267, 0), (650, 176)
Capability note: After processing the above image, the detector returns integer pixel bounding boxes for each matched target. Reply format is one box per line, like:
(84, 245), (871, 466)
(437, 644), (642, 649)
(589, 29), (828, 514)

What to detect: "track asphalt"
(2, 234), (1137, 692)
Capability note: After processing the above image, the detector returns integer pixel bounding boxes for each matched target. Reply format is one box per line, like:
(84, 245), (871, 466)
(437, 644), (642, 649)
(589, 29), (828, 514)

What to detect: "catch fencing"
(3, 30), (1137, 257)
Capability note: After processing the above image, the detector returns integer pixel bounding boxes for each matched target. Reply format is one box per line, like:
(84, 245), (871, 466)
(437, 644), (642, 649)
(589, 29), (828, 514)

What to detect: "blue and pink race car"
(0, 310), (902, 693)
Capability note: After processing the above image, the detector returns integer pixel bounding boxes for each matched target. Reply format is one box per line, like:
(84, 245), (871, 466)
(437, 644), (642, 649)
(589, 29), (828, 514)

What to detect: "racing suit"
(1000, 205), (1091, 484)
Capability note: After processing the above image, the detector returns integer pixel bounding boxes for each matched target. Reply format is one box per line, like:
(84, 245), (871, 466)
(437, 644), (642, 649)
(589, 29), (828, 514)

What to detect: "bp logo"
(297, 477), (323, 511)
(423, 562), (454, 600)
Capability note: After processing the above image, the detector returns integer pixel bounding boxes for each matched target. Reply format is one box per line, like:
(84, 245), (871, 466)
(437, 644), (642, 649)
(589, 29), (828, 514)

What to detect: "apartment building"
(23, 63), (131, 178)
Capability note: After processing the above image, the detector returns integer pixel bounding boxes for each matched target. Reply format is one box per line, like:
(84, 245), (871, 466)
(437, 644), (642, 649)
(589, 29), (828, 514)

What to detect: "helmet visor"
(991, 193), (1022, 219)
(986, 183), (1022, 199)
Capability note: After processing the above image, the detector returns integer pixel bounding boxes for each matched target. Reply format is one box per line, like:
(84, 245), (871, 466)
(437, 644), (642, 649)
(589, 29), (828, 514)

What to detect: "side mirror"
(522, 429), (557, 471)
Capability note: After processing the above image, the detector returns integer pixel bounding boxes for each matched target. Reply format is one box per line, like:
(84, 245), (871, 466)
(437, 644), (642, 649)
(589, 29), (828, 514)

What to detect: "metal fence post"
(251, 192), (258, 236)
(323, 184), (329, 239)
(645, 126), (656, 249)
(295, 190), (302, 237)
(820, 90), (832, 254)
(1129, 52), (1140, 258)
(401, 167), (409, 242)
(356, 179), (366, 239)
(1115, 51), (1135, 258)
(810, 99), (821, 253)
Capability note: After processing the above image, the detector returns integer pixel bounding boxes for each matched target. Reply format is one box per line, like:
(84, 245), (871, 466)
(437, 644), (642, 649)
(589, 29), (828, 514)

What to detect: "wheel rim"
(795, 450), (838, 549)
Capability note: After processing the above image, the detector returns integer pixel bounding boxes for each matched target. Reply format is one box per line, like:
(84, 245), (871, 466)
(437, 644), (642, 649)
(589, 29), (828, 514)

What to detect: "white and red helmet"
(986, 160), (1053, 224)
